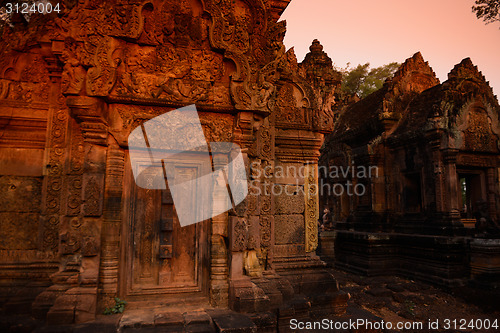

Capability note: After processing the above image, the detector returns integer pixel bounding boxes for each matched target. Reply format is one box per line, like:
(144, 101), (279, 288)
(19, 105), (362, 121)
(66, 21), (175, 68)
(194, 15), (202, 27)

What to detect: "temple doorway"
(120, 156), (210, 306)
(458, 170), (486, 229)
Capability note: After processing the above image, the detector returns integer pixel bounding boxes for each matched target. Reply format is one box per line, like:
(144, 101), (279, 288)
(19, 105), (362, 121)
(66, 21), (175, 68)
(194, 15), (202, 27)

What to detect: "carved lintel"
(275, 129), (323, 163)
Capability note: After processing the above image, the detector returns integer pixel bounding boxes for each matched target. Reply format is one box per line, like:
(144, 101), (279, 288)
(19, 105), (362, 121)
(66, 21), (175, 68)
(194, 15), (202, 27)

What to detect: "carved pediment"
(455, 104), (500, 153)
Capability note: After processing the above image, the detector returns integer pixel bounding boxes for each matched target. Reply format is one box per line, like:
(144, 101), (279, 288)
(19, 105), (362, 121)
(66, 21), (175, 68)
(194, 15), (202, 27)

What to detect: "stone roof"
(328, 52), (439, 145)
(389, 57), (500, 145)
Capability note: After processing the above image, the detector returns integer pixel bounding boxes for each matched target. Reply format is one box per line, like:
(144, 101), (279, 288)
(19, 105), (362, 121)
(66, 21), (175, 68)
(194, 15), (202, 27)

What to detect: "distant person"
(323, 208), (332, 230)
(317, 218), (324, 255)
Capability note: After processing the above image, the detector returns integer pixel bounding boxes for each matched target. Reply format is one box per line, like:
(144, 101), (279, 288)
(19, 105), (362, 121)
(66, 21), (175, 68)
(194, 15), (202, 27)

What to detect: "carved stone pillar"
(304, 163), (319, 252)
(486, 168), (499, 222)
(210, 152), (229, 307)
(98, 144), (124, 310)
(426, 129), (445, 213)
(32, 40), (69, 321)
(40, 96), (110, 324)
(442, 148), (461, 223)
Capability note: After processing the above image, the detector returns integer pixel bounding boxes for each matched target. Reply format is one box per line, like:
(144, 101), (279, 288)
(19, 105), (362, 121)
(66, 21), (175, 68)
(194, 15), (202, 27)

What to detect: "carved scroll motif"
(304, 164), (319, 252)
(43, 106), (68, 251)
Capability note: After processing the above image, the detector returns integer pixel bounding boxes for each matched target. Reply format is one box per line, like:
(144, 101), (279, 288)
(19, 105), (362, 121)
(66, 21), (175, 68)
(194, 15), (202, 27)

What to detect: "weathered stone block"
(0, 212), (39, 250)
(119, 309), (155, 329)
(470, 238), (500, 287)
(274, 162), (305, 185)
(275, 185), (305, 214)
(208, 309), (257, 333)
(274, 215), (304, 245)
(0, 176), (42, 212)
(154, 311), (184, 326)
(183, 310), (211, 325)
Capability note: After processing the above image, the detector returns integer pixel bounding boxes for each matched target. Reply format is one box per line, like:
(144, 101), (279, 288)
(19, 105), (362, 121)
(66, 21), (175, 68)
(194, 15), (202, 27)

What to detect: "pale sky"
(281, 0), (500, 96)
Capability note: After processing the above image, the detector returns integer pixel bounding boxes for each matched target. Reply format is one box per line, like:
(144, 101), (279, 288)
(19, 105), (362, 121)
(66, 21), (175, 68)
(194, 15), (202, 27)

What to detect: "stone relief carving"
(43, 106), (68, 251)
(0, 0), (358, 323)
(61, 38), (86, 95)
(83, 175), (104, 217)
(304, 164), (319, 252)
(0, 53), (50, 104)
(230, 216), (248, 252)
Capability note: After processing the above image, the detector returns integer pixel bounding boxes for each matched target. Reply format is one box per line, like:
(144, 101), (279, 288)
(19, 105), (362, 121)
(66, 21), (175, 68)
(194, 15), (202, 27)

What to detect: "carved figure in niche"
(244, 250), (262, 277)
(222, 13), (236, 45)
(61, 38), (86, 95)
(253, 76), (275, 109)
(474, 199), (500, 236)
(165, 0), (196, 46)
(139, 3), (161, 45)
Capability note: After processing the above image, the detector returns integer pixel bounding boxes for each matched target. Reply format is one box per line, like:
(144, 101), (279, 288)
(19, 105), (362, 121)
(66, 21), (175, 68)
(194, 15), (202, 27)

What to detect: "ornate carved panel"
(462, 108), (499, 153)
(275, 83), (309, 128)
(42, 104), (69, 251)
(304, 164), (319, 252)
(82, 175), (104, 217)
(230, 217), (248, 252)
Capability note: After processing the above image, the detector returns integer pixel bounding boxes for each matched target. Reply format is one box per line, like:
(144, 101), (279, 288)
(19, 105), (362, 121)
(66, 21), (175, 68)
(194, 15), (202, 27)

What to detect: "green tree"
(472, 0), (500, 25)
(340, 62), (400, 99)
(341, 63), (370, 98)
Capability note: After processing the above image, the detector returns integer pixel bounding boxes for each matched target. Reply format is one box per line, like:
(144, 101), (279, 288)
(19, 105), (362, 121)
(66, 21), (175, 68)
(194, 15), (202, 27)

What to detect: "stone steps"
(27, 305), (383, 333)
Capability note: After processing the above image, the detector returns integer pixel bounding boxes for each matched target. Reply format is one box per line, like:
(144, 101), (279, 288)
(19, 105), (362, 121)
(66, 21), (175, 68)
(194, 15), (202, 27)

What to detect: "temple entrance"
(403, 173), (422, 213)
(458, 170), (486, 219)
(120, 156), (210, 305)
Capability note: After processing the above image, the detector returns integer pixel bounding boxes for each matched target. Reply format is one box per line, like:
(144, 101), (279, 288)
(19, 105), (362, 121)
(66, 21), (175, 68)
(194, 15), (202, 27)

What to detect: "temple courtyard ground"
(1, 267), (499, 332)
(328, 267), (500, 333)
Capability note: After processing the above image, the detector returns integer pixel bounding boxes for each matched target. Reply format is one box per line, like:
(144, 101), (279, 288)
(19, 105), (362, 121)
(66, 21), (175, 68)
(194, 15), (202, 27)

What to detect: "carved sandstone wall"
(0, 0), (347, 324)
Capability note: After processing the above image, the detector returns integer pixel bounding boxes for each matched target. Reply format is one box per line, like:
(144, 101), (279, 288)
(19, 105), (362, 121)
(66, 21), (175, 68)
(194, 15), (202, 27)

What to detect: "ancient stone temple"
(0, 0), (350, 328)
(320, 52), (500, 287)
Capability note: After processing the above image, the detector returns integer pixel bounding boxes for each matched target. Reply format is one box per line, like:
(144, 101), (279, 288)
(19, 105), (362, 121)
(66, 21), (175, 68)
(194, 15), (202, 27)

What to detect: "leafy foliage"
(339, 62), (400, 99)
(472, 0), (500, 25)
(103, 297), (127, 315)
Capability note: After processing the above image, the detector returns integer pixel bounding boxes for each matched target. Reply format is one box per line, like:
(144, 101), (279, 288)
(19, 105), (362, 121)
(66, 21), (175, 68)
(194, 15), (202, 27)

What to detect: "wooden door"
(122, 158), (209, 300)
